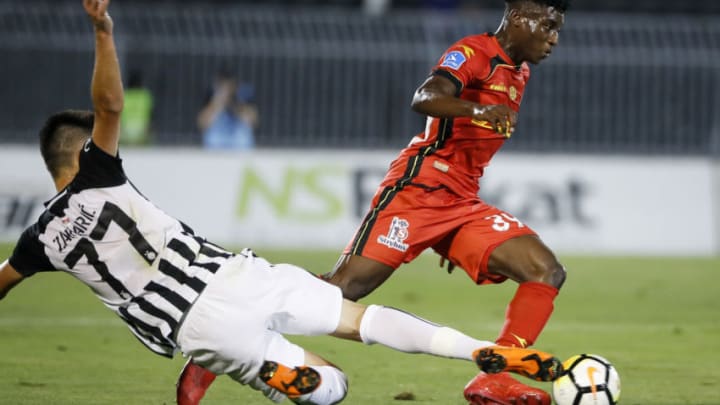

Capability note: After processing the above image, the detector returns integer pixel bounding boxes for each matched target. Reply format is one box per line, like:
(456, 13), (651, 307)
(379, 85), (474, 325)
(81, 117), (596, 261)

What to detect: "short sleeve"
(71, 139), (127, 191)
(432, 38), (491, 93)
(8, 222), (57, 277)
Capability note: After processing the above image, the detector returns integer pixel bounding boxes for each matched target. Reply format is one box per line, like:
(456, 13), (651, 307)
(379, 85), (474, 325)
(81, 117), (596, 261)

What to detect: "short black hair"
(39, 110), (94, 179)
(506, 0), (570, 12)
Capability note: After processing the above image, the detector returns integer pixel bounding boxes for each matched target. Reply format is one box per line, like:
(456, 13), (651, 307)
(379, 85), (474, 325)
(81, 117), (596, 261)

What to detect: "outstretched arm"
(411, 74), (517, 136)
(0, 260), (24, 301)
(84, 0), (123, 156)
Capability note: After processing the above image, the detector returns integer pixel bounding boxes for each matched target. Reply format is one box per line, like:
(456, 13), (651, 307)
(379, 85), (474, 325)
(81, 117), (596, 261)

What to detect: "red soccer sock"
(496, 281), (558, 348)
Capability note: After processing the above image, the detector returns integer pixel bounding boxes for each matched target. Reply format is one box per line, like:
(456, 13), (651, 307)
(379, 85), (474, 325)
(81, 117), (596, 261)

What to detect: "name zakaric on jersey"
(52, 205), (97, 252)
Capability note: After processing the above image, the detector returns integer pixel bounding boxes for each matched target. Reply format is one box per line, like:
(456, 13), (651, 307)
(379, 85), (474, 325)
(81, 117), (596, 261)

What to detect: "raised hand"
(83, 0), (113, 33)
(83, 0), (123, 157)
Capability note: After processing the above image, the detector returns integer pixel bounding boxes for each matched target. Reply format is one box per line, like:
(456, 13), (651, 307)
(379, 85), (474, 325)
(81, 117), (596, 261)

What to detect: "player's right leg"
(332, 300), (557, 405)
(331, 299), (497, 360)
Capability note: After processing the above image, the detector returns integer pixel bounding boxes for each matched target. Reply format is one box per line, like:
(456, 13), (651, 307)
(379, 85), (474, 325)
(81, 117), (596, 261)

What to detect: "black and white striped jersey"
(8, 139), (235, 357)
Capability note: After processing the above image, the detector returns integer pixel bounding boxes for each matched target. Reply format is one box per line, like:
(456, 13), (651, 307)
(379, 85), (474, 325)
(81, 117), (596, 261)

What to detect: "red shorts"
(344, 184), (536, 284)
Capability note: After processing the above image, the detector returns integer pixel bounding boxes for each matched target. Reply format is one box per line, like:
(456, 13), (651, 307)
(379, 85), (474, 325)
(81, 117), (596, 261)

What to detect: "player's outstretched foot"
(258, 361), (322, 399)
(176, 358), (217, 405)
(464, 372), (551, 405)
(473, 346), (563, 382)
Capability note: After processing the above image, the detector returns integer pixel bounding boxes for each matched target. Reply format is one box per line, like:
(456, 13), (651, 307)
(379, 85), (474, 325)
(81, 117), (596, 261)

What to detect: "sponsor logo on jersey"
(460, 45), (475, 58)
(440, 51), (467, 70)
(377, 216), (410, 252)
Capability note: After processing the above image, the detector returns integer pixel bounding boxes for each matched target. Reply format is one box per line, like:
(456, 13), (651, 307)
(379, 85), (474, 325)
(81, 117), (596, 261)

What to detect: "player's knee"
(326, 276), (353, 300)
(342, 281), (373, 302)
(549, 264), (567, 289)
(327, 274), (371, 301)
(523, 256), (565, 288)
(538, 260), (566, 288)
(326, 256), (393, 301)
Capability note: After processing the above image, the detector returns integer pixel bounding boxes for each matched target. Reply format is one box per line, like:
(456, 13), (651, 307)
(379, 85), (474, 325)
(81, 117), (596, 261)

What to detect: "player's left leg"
(252, 332), (348, 404)
(176, 255), (348, 405)
(437, 208), (565, 349)
(436, 207), (565, 403)
(177, 356), (347, 404)
(486, 234), (565, 349)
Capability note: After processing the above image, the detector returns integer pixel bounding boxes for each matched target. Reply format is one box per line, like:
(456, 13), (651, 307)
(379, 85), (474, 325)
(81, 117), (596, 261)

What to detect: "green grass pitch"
(0, 244), (718, 404)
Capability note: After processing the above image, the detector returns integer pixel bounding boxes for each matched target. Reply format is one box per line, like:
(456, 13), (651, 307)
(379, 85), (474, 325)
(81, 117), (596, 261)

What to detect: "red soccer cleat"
(463, 372), (551, 405)
(176, 359), (217, 405)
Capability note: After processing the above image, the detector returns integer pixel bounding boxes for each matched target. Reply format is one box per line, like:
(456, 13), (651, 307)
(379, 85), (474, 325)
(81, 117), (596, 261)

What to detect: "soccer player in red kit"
(178, 1), (569, 404)
(328, 0), (570, 403)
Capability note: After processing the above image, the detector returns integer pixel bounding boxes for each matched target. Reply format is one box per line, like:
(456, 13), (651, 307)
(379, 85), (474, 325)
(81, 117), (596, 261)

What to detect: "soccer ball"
(552, 354), (621, 405)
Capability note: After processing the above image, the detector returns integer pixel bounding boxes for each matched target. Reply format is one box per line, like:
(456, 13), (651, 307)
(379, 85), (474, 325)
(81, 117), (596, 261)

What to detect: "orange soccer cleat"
(473, 346), (564, 382)
(464, 372), (551, 405)
(176, 359), (217, 405)
(258, 361), (322, 399)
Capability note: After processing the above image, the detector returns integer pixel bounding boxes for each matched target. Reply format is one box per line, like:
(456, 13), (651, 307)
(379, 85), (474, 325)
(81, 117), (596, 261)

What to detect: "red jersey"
(382, 33), (530, 197)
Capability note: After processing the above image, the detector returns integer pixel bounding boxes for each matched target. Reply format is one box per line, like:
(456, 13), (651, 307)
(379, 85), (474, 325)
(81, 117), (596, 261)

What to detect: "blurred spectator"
(120, 69), (154, 146)
(197, 70), (258, 150)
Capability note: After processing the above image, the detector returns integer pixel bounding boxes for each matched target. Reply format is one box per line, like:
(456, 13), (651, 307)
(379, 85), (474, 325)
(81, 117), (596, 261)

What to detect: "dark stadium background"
(1, 0), (718, 155)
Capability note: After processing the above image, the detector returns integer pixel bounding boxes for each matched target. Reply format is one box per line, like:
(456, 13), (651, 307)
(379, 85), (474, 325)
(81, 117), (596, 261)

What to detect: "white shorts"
(175, 254), (344, 384)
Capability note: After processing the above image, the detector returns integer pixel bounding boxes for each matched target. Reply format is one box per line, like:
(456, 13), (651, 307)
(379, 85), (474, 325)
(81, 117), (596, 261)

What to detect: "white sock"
(359, 305), (494, 361)
(292, 365), (348, 405)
